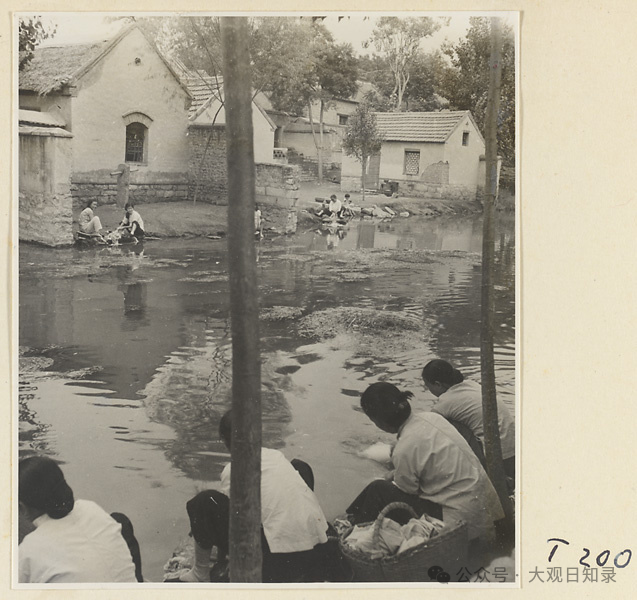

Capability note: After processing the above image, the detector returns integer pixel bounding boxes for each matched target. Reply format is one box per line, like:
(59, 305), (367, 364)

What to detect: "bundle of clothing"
(342, 512), (446, 560)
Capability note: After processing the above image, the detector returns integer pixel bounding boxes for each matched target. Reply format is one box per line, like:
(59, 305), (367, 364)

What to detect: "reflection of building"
(356, 221), (376, 249)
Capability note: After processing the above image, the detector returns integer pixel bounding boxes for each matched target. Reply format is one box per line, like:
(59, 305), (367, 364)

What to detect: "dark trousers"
(111, 512), (143, 582)
(346, 479), (443, 525)
(186, 459), (327, 583)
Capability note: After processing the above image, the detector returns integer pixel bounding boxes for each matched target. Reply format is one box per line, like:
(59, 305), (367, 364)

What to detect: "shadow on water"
(18, 213), (515, 580)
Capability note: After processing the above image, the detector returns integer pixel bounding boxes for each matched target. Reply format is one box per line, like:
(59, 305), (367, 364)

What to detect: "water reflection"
(18, 213), (515, 579)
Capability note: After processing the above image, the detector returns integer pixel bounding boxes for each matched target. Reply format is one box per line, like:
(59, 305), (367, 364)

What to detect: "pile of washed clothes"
(342, 512), (446, 560)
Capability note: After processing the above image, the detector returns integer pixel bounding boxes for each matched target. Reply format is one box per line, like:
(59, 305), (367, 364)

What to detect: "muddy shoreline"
(76, 194), (505, 240)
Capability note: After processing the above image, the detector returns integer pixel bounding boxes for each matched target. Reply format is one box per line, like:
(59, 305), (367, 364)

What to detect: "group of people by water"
(314, 193), (399, 224)
(18, 359), (515, 584)
(78, 200), (145, 244)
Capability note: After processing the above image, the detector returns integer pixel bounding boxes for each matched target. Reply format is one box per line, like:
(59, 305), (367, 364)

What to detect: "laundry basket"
(339, 502), (468, 582)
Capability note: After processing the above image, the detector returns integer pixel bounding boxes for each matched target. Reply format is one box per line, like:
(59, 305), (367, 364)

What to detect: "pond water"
(18, 213), (516, 582)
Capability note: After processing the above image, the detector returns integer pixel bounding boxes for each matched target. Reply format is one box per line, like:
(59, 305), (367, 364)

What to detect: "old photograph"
(16, 12), (518, 586)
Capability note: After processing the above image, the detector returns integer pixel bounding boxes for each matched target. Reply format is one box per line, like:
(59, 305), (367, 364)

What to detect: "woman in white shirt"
(18, 456), (138, 584)
(422, 359), (516, 482)
(347, 382), (504, 548)
(118, 203), (145, 239)
(78, 200), (105, 237)
(170, 410), (330, 583)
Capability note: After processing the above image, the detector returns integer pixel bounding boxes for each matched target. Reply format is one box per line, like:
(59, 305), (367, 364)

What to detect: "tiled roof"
(183, 75), (223, 116)
(375, 111), (472, 143)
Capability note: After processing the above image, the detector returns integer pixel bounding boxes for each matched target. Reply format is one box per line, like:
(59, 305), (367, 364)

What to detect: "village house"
(174, 67), (298, 208)
(271, 82), (375, 181)
(19, 23), (296, 245)
(341, 110), (494, 201)
(19, 23), (194, 210)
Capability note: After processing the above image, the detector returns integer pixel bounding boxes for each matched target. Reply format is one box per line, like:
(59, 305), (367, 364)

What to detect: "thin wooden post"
(481, 16), (514, 524)
(220, 16), (262, 583)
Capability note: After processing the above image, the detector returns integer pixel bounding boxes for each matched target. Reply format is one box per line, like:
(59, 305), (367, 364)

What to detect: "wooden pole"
(481, 16), (514, 524)
(220, 16), (263, 583)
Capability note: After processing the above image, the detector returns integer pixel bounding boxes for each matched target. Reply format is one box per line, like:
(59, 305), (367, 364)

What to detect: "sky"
(29, 11), (517, 55)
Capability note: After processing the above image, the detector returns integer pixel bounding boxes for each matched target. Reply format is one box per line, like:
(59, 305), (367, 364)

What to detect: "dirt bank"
(81, 181), (510, 239)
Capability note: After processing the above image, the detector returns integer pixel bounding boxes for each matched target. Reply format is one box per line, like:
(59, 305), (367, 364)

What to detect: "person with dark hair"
(78, 200), (105, 239)
(172, 409), (330, 583)
(422, 359), (516, 482)
(118, 203), (145, 239)
(18, 456), (138, 583)
(347, 382), (504, 548)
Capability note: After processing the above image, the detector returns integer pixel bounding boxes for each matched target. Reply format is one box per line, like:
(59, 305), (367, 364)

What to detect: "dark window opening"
(462, 131), (470, 146)
(126, 122), (146, 163)
(338, 114), (348, 126)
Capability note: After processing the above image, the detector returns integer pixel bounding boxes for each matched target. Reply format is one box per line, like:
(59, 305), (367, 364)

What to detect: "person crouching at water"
(18, 456), (140, 583)
(118, 203), (145, 239)
(78, 200), (105, 239)
(422, 359), (516, 483)
(171, 409), (330, 583)
(346, 382), (504, 549)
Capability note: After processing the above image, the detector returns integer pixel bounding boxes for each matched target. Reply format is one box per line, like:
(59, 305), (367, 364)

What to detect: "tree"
(401, 50), (448, 111)
(358, 49), (447, 113)
(365, 17), (445, 111)
(438, 17), (516, 166)
(342, 102), (383, 202)
(263, 21), (358, 182)
(19, 16), (56, 71)
(480, 16), (514, 541)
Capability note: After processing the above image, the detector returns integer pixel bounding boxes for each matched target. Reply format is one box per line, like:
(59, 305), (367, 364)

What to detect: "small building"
(341, 110), (490, 201)
(19, 23), (193, 208)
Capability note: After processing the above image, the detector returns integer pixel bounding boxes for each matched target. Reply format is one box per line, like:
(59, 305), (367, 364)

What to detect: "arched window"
(123, 111), (153, 164)
(125, 122), (147, 163)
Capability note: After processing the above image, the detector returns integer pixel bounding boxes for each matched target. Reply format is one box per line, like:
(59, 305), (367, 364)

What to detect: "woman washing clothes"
(346, 382), (504, 552)
(18, 456), (141, 583)
(118, 203), (145, 240)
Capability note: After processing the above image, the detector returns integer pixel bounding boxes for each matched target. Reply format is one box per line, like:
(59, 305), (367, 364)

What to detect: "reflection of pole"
(220, 17), (262, 583)
(481, 17), (513, 523)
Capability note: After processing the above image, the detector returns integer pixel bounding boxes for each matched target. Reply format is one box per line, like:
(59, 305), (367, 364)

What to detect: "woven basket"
(339, 502), (468, 582)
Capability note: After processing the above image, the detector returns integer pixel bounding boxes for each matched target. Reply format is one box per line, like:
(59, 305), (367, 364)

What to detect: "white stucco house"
(341, 110), (493, 201)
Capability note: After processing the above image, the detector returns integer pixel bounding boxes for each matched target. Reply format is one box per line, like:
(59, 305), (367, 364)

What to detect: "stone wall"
(255, 162), (300, 209)
(341, 175), (478, 201)
(19, 129), (74, 246)
(188, 125), (228, 203)
(397, 182), (479, 201)
(287, 149), (340, 182)
(188, 126), (301, 213)
(422, 161), (450, 184)
(71, 181), (189, 209)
